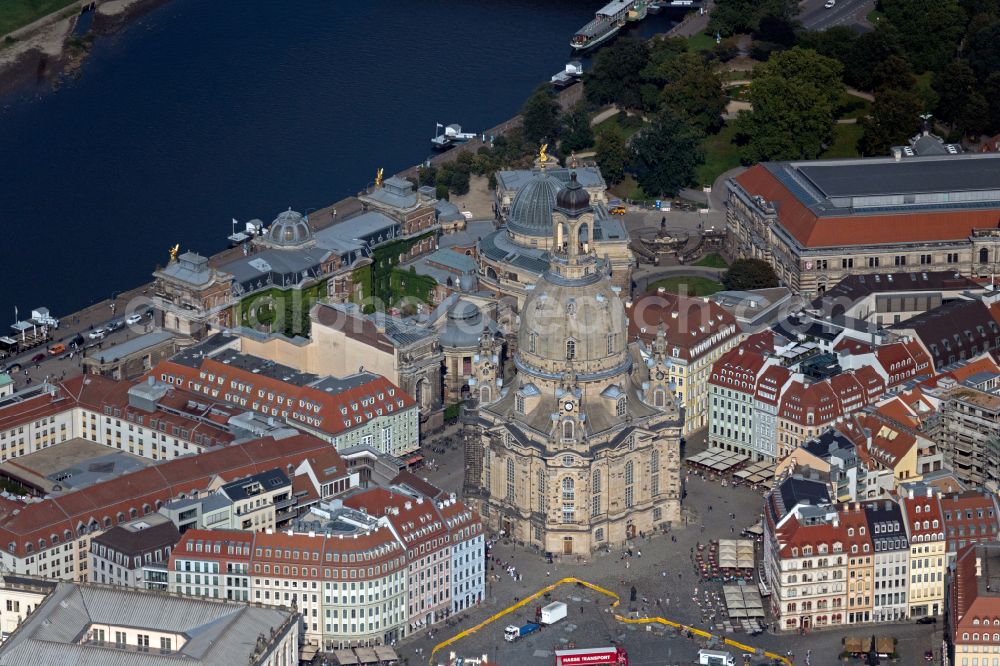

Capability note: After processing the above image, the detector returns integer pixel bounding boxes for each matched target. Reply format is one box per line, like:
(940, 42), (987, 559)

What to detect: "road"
(798, 0), (875, 31)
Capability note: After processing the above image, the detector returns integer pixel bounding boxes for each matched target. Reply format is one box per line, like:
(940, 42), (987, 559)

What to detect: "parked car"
(69, 334), (86, 349)
(125, 313), (143, 325)
(106, 319), (124, 332)
(31, 353), (46, 363)
(89, 328), (108, 340)
(610, 204), (626, 215)
(2, 362), (22, 374)
(47, 343), (65, 355)
(916, 616), (937, 624)
(824, 0), (836, 6)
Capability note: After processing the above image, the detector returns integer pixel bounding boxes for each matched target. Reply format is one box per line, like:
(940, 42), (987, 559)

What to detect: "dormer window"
(616, 397), (627, 417)
(515, 394), (525, 414)
(566, 339), (576, 360)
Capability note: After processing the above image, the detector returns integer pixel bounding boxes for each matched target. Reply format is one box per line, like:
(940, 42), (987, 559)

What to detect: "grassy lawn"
(867, 8), (885, 24)
(694, 253), (729, 268)
(834, 90), (871, 120)
(647, 275), (723, 296)
(593, 113), (646, 142)
(687, 31), (716, 52)
(821, 122), (864, 158)
(609, 174), (650, 202)
(0, 0), (77, 37)
(696, 122), (742, 187)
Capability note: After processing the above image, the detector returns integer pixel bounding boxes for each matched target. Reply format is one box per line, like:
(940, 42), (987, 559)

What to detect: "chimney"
(892, 147), (902, 161)
(404, 501), (412, 510)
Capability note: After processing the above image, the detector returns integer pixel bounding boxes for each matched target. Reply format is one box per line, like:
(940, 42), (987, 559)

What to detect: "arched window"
(537, 469), (546, 513)
(505, 459), (515, 502)
(481, 386), (491, 403)
(625, 461), (634, 485)
(566, 339), (576, 360)
(593, 470), (601, 493)
(129, 507), (138, 519)
(562, 477), (575, 501)
(654, 389), (665, 407)
(651, 449), (660, 473)
(616, 397), (627, 417)
(528, 332), (536, 354)
(563, 420), (574, 439)
(515, 394), (525, 414)
(981, 247), (990, 264)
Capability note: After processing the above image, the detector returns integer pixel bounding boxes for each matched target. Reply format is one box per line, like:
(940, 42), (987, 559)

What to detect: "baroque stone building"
(464, 175), (683, 555)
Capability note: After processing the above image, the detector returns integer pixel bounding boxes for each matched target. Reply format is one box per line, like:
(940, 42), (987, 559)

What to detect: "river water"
(0, 0), (676, 320)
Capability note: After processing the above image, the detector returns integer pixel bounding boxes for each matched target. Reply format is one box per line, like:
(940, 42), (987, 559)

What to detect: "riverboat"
(570, 0), (632, 51)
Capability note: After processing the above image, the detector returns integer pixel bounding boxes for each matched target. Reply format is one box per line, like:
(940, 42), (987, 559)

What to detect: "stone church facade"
(463, 175), (683, 555)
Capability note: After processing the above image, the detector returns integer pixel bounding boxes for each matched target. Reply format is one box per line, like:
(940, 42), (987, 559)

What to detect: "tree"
(722, 258), (779, 290)
(859, 88), (924, 155)
(735, 47), (844, 162)
(594, 123), (629, 185)
(966, 21), (1000, 82)
(880, 0), (966, 72)
(709, 0), (797, 37)
(933, 59), (978, 128)
(840, 25), (904, 91)
(560, 103), (594, 153)
(584, 38), (650, 110)
(871, 55), (916, 92)
(659, 53), (728, 133)
(983, 71), (1000, 134)
(520, 85), (560, 146)
(753, 14), (798, 47)
(796, 26), (859, 66)
(630, 111), (704, 196)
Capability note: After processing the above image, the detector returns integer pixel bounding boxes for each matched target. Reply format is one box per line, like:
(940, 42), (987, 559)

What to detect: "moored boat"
(570, 0), (632, 51)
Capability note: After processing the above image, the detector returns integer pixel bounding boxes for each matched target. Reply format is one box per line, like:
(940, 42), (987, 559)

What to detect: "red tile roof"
(0, 433), (332, 557)
(151, 357), (416, 438)
(735, 165), (1000, 248)
(626, 293), (739, 361)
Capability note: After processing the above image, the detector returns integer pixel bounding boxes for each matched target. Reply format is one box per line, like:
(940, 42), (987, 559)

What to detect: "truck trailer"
(697, 649), (735, 666)
(503, 622), (540, 642)
(540, 601), (568, 625)
(553, 646), (628, 666)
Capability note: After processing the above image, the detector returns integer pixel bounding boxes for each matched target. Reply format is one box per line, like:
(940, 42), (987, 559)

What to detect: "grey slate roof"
(796, 154), (1000, 197)
(480, 230), (550, 274)
(157, 252), (215, 287)
(0, 582), (295, 666)
(220, 468), (290, 501)
(94, 330), (176, 361)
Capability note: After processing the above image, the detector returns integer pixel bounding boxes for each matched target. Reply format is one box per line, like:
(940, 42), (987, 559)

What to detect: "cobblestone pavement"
(405, 430), (942, 666)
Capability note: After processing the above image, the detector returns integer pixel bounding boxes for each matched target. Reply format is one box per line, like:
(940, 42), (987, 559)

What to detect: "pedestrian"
(637, 550), (642, 558)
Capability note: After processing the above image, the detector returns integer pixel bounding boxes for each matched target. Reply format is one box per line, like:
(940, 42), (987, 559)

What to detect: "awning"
(299, 644), (320, 661)
(406, 455), (424, 466)
(373, 646), (399, 663)
(335, 649), (360, 665)
(355, 647), (380, 664)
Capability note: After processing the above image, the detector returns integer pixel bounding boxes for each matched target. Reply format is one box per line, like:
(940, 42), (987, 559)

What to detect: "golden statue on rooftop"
(375, 167), (384, 188)
(168, 244), (180, 263)
(539, 143), (549, 163)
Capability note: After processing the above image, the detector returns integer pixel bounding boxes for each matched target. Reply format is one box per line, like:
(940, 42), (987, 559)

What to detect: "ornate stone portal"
(464, 174), (683, 555)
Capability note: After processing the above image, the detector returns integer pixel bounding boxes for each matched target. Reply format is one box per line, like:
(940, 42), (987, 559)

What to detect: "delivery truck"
(554, 646), (628, 666)
(697, 649), (735, 666)
(540, 601), (567, 625)
(503, 622), (541, 642)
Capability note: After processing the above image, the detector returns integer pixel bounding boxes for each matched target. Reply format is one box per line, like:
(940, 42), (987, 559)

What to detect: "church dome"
(440, 300), (486, 349)
(266, 210), (312, 247)
(517, 268), (627, 379)
(554, 172), (591, 217)
(507, 172), (563, 237)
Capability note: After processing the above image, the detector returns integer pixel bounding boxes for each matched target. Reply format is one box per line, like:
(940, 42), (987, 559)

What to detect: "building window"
(592, 470), (601, 517)
(894, 255), (907, 266)
(137, 634), (149, 652)
(616, 397), (626, 417)
(607, 333), (615, 355)
(160, 637), (172, 654)
(654, 389), (665, 407)
(528, 333), (536, 354)
(920, 254), (932, 265)
(651, 449), (660, 496)
(841, 258), (854, 269)
(506, 459), (515, 502)
(624, 461), (634, 508)
(537, 469), (546, 513)
(563, 420), (574, 439)
(595, 528), (605, 542)
(980, 247), (990, 264)
(947, 253), (959, 263)
(868, 257), (879, 268)
(562, 476), (575, 501)
(566, 339), (576, 360)
(515, 394), (525, 414)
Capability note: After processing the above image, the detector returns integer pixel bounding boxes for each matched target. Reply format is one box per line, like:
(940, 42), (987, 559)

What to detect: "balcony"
(274, 496), (296, 511)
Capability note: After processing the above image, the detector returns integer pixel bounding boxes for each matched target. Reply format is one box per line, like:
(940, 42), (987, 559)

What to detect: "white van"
(698, 649), (736, 666)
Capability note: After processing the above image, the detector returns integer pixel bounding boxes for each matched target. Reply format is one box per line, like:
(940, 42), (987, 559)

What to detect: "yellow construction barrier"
(427, 577), (790, 666)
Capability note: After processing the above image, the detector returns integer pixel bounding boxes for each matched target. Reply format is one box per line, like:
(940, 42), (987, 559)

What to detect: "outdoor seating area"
(723, 583), (766, 635)
(685, 448), (776, 493)
(330, 646), (400, 665)
(695, 539), (755, 583)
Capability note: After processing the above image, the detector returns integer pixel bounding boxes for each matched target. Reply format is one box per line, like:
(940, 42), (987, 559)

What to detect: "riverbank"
(0, 0), (168, 96)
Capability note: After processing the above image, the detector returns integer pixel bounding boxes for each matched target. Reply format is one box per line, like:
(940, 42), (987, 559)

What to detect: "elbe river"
(0, 0), (676, 321)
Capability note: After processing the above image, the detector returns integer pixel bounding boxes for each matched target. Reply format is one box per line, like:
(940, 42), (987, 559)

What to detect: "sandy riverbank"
(0, 0), (170, 97)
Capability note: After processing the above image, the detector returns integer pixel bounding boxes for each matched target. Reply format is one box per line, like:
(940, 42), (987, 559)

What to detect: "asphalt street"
(798, 0), (875, 31)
